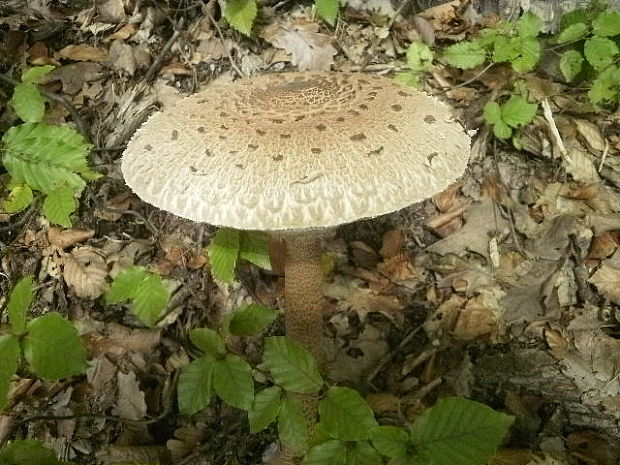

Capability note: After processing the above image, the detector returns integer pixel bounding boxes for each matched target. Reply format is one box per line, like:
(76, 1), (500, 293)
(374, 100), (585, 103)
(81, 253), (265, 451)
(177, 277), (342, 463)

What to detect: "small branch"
(142, 17), (186, 83)
(599, 139), (609, 172)
(0, 199), (40, 234)
(434, 62), (495, 94)
(541, 98), (566, 157)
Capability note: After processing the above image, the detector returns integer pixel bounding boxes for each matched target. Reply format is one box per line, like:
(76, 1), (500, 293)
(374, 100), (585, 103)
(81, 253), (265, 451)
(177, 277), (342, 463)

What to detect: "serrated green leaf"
(278, 394), (309, 455)
(229, 304), (278, 336)
(493, 120), (512, 139)
(560, 49), (584, 82)
(42, 186), (76, 227)
(223, 0), (257, 35)
(249, 386), (282, 433)
(106, 266), (148, 304)
(303, 440), (347, 465)
(239, 230), (271, 270)
(556, 22), (588, 44)
(2, 184), (33, 214)
(588, 65), (620, 104)
(0, 335), (20, 411)
(501, 95), (537, 128)
(7, 275), (34, 335)
(561, 8), (592, 30)
(347, 441), (383, 465)
(23, 313), (87, 380)
(263, 337), (323, 393)
(21, 66), (55, 84)
(409, 397), (515, 465)
(516, 11), (541, 38)
(482, 101), (502, 125)
(213, 354), (254, 410)
(491, 35), (520, 62)
(584, 36), (619, 70)
(442, 41), (486, 69)
(177, 355), (216, 415)
(406, 42), (433, 72)
(319, 387), (378, 441)
(2, 123), (91, 195)
(0, 439), (59, 465)
(189, 328), (226, 358)
(132, 274), (169, 327)
(315, 0), (340, 26)
(11, 82), (46, 123)
(393, 72), (421, 89)
(592, 11), (620, 37)
(207, 228), (240, 283)
(510, 37), (541, 73)
(370, 426), (410, 459)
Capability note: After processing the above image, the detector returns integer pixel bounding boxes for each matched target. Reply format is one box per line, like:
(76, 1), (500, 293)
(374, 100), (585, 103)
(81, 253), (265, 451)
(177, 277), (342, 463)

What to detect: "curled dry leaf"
(48, 227), (95, 249)
(57, 44), (108, 62)
(589, 264), (620, 304)
(112, 371), (147, 421)
(63, 246), (108, 299)
(379, 229), (404, 259)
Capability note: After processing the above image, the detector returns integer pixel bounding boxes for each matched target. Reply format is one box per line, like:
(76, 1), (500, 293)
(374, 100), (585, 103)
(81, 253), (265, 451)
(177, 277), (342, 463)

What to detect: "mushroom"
(121, 71), (471, 461)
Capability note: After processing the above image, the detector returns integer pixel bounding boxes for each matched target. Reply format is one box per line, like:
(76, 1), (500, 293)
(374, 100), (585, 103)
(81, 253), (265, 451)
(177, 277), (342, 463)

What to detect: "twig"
(143, 17), (186, 83)
(599, 139), (609, 172)
(388, 0), (413, 29)
(0, 74), (91, 142)
(366, 325), (423, 385)
(102, 206), (159, 236)
(541, 98), (567, 157)
(200, 0), (247, 78)
(0, 199), (40, 234)
(434, 62), (495, 94)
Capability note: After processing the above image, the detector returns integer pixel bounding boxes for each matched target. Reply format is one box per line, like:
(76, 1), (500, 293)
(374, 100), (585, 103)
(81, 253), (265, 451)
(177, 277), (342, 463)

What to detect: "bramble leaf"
(177, 355), (216, 415)
(501, 95), (537, 128)
(482, 101), (502, 125)
(442, 41), (486, 69)
(207, 228), (240, 283)
(42, 186), (76, 227)
(316, 0), (340, 26)
(409, 397), (514, 465)
(556, 22), (588, 44)
(393, 72), (421, 88)
(263, 337), (323, 393)
(249, 386), (282, 433)
(318, 386), (378, 441)
(406, 42), (433, 72)
(0, 439), (59, 465)
(592, 11), (620, 37)
(223, 0), (257, 35)
(23, 313), (87, 380)
(560, 50), (584, 82)
(516, 11), (541, 38)
(588, 65), (620, 104)
(510, 37), (541, 73)
(584, 36), (619, 70)
(229, 304), (279, 336)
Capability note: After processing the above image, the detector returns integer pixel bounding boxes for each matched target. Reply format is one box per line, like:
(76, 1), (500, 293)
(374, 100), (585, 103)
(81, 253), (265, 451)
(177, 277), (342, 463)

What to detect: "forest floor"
(1, 0), (620, 464)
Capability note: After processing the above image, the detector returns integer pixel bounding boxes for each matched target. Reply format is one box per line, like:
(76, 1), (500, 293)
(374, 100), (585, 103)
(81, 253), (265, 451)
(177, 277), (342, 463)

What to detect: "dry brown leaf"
(573, 119), (606, 153)
(365, 392), (402, 415)
(98, 0), (127, 23)
(452, 293), (499, 340)
(49, 62), (105, 94)
(48, 227), (94, 249)
(57, 45), (108, 62)
(108, 39), (136, 75)
(105, 23), (137, 41)
(112, 371), (147, 421)
(589, 264), (620, 304)
(379, 230), (404, 259)
(587, 232), (619, 261)
(261, 20), (336, 71)
(63, 247), (108, 299)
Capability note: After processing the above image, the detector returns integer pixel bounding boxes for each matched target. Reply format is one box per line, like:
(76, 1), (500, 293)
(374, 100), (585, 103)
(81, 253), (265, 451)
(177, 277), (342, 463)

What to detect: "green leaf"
(315, 0), (340, 26)
(213, 354), (254, 410)
(132, 274), (169, 327)
(588, 65), (620, 104)
(559, 50), (584, 82)
(278, 394), (309, 455)
(303, 440), (347, 465)
(248, 386), (282, 433)
(0, 439), (59, 465)
(406, 42), (434, 72)
(229, 304), (279, 336)
(516, 11), (541, 38)
(42, 186), (76, 227)
(207, 228), (240, 283)
(223, 0), (257, 35)
(0, 335), (20, 411)
(263, 337), (323, 393)
(556, 22), (588, 44)
(189, 328), (226, 358)
(482, 101), (502, 125)
(106, 266), (148, 304)
(393, 72), (421, 88)
(492, 120), (512, 139)
(347, 441), (383, 465)
(23, 313), (87, 380)
(2, 184), (33, 214)
(561, 8), (592, 30)
(319, 387), (378, 441)
(592, 11), (620, 37)
(409, 397), (515, 465)
(584, 36), (619, 70)
(11, 82), (46, 123)
(239, 230), (271, 270)
(7, 275), (34, 335)
(501, 95), (537, 128)
(491, 35), (520, 62)
(510, 37), (541, 73)
(21, 66), (55, 84)
(442, 41), (486, 69)
(177, 355), (216, 415)
(370, 426), (410, 459)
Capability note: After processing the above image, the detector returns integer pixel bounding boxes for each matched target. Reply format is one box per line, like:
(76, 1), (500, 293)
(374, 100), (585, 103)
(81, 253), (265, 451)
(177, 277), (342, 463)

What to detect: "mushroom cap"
(121, 72), (471, 231)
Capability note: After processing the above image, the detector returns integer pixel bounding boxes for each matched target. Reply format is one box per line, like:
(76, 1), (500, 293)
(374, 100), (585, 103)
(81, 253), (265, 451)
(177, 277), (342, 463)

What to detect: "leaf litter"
(1, 0), (620, 464)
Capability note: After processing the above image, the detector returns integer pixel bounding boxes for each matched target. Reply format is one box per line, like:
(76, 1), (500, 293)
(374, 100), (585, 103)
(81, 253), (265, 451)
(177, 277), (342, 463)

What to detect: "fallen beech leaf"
(379, 230), (404, 259)
(48, 227), (95, 249)
(58, 44), (108, 62)
(112, 371), (147, 420)
(589, 264), (620, 304)
(588, 232), (619, 260)
(63, 247), (108, 299)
